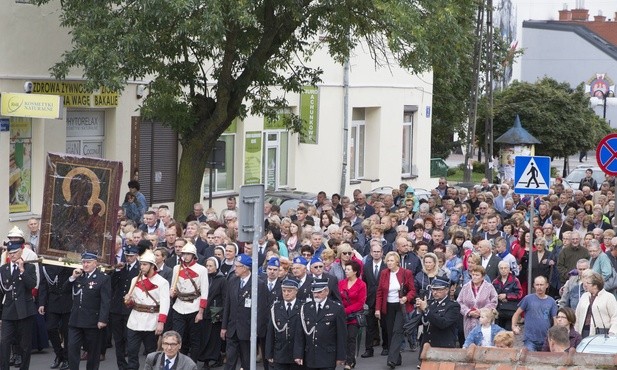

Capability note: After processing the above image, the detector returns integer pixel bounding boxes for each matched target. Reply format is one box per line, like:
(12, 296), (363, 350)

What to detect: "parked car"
(367, 186), (430, 201)
(564, 166), (604, 189)
(576, 334), (617, 354)
(264, 190), (317, 217)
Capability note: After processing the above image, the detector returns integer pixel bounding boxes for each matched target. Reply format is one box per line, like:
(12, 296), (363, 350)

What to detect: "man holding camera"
(64, 251), (111, 370)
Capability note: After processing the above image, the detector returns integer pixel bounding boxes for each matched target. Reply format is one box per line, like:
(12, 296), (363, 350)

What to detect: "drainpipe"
(340, 58), (350, 196)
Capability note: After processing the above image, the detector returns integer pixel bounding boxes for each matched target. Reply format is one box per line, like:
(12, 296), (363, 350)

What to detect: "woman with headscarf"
(200, 256), (226, 367)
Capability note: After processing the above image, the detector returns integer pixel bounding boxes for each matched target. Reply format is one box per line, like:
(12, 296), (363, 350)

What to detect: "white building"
(0, 1), (434, 236)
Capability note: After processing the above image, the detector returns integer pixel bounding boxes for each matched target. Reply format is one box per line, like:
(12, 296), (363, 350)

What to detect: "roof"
(495, 115), (541, 145)
(523, 20), (617, 61)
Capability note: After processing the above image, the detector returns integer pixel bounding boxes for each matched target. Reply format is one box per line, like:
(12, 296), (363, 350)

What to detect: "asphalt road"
(27, 341), (421, 369)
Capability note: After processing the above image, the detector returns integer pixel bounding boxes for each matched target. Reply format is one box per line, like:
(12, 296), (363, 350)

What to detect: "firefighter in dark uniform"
(416, 277), (460, 360)
(263, 257), (283, 307)
(109, 245), (140, 369)
(265, 278), (305, 370)
(297, 278), (346, 370)
(291, 256), (314, 303)
(39, 264), (74, 369)
(63, 251), (111, 370)
(0, 241), (38, 370)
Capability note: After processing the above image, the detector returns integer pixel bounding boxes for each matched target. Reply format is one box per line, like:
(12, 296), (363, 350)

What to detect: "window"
(350, 108), (366, 180)
(203, 134), (235, 193)
(9, 117), (32, 214)
(402, 108), (416, 176)
(263, 131), (289, 191)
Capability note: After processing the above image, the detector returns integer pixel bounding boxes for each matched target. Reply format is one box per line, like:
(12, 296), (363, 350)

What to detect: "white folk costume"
(172, 260), (209, 314)
(127, 272), (170, 330)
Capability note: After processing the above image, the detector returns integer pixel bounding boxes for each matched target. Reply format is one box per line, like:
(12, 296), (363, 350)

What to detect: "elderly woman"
(531, 238), (555, 283)
(492, 261), (522, 330)
(457, 265), (498, 337)
(541, 307), (582, 352)
(339, 260), (367, 369)
(375, 252), (416, 369)
(575, 270), (617, 338)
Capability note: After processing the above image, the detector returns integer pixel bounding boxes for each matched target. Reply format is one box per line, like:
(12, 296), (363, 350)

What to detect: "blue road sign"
(514, 155), (551, 196)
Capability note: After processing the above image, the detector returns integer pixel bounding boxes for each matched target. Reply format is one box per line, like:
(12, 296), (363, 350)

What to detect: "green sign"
(244, 131), (263, 185)
(299, 86), (319, 144)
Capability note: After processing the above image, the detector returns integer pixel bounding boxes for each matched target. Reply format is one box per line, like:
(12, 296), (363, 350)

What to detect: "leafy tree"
(476, 77), (612, 169)
(37, 0), (474, 218)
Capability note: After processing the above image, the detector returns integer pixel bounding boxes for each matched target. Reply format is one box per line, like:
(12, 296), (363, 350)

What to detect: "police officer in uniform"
(39, 263), (73, 369)
(0, 241), (38, 370)
(265, 278), (304, 370)
(109, 245), (140, 369)
(416, 277), (460, 358)
(63, 251), (111, 370)
(297, 278), (346, 370)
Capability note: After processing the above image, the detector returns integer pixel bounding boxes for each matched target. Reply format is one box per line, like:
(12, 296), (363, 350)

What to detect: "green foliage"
(36, 0), (478, 217)
(477, 78), (612, 159)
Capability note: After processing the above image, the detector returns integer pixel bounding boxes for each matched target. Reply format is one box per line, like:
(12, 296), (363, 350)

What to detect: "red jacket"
(375, 267), (416, 315)
(339, 278), (367, 325)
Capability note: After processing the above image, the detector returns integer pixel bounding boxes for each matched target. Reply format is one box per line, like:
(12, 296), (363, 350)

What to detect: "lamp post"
(594, 89), (614, 120)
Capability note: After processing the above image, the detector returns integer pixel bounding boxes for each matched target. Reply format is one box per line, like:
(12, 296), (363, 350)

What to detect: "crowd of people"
(4, 173), (617, 370)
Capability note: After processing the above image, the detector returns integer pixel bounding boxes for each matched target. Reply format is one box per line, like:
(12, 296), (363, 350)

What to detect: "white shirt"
(387, 271), (401, 303)
(481, 325), (492, 347)
(164, 356), (176, 368)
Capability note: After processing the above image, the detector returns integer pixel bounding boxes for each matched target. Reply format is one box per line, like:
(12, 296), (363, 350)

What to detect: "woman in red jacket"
(339, 260), (367, 369)
(374, 251), (416, 369)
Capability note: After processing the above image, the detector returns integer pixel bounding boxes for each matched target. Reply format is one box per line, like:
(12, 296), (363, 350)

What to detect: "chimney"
(594, 15), (606, 22)
(559, 10), (572, 21)
(571, 8), (589, 21)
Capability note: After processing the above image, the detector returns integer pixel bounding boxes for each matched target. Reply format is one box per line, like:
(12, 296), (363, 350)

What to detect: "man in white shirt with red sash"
(170, 242), (209, 363)
(125, 250), (170, 370)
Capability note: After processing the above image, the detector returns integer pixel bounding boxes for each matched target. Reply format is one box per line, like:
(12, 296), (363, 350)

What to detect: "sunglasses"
(342, 252), (352, 255)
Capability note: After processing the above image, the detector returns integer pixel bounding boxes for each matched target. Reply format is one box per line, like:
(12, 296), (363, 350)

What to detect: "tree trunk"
(173, 136), (213, 221)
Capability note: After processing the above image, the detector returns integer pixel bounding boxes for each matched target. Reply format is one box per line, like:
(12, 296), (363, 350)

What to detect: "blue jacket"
(462, 324), (504, 348)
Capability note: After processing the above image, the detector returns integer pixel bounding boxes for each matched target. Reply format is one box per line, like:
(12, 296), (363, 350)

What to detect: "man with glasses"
(144, 330), (197, 370)
(221, 255), (268, 370)
(308, 257), (340, 303)
(559, 259), (589, 310)
(361, 241), (387, 358)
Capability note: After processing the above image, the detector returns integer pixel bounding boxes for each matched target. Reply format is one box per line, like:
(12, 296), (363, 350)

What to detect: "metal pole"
(208, 164), (214, 209)
(527, 195), (535, 294)
(603, 92), (608, 120)
(340, 58), (350, 196)
(250, 197), (262, 370)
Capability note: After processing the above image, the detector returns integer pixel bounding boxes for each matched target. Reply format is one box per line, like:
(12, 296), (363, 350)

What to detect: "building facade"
(1, 1), (434, 235)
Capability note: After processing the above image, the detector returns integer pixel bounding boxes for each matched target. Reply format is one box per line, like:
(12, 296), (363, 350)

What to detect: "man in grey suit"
(144, 331), (197, 370)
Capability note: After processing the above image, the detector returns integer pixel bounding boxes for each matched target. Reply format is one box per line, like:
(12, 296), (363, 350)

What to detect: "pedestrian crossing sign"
(513, 156), (551, 195)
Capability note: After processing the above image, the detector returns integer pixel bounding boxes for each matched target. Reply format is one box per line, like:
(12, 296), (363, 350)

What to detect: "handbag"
(343, 288), (367, 327)
(590, 302), (609, 336)
(403, 310), (422, 337)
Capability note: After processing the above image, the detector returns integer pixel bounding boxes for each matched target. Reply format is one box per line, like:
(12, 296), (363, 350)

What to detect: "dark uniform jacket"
(39, 265), (73, 313)
(110, 262), (140, 315)
(422, 296), (460, 348)
(295, 275), (314, 304)
(0, 262), (37, 320)
(63, 270), (111, 328)
(265, 300), (304, 364)
(221, 275), (268, 341)
(262, 277), (283, 307)
(300, 299), (346, 368)
(311, 272), (341, 303)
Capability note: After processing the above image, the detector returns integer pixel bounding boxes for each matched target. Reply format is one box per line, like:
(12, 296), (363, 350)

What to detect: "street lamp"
(594, 89), (614, 120)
